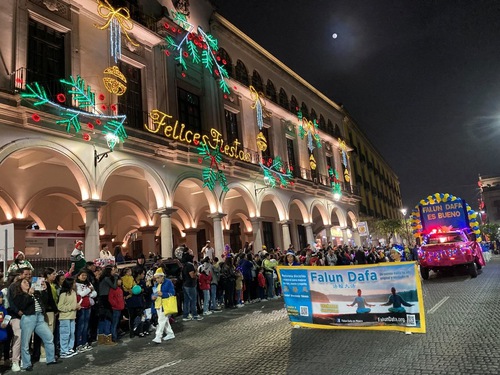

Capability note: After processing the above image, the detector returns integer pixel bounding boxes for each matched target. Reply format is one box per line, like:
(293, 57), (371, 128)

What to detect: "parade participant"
(70, 241), (86, 275)
(12, 279), (60, 370)
(151, 268), (175, 344)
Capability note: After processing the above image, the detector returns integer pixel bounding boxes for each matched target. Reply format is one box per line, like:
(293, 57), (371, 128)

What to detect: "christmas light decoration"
(259, 156), (293, 188)
(338, 138), (350, 183)
(102, 66), (127, 95)
(95, 0), (139, 63)
(196, 141), (229, 192)
(297, 110), (321, 152)
(162, 9), (230, 94)
(309, 154), (317, 170)
(328, 167), (342, 200)
(21, 75), (127, 150)
(250, 86), (271, 130)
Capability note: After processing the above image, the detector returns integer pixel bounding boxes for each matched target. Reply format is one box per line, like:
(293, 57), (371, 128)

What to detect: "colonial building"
(0, 0), (402, 262)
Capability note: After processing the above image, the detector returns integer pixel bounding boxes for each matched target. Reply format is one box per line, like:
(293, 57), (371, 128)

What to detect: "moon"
(332, 33), (338, 39)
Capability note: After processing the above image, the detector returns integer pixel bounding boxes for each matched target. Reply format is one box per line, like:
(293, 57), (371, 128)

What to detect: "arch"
(334, 123), (342, 138)
(251, 70), (264, 92)
(235, 60), (249, 86)
(328, 203), (347, 227)
(265, 79), (277, 102)
(105, 195), (150, 227)
(22, 187), (85, 222)
(172, 173), (218, 213)
(288, 197), (309, 222)
(257, 191), (286, 221)
(278, 88), (289, 111)
(310, 199), (329, 225)
(300, 102), (309, 119)
(217, 48), (233, 77)
(346, 210), (358, 228)
(0, 138), (93, 200)
(97, 158), (169, 209)
(319, 115), (326, 131)
(310, 108), (317, 122)
(0, 191), (18, 220)
(290, 95), (299, 112)
(234, 211), (252, 232)
(172, 204), (195, 229)
(327, 119), (334, 135)
(220, 183), (255, 217)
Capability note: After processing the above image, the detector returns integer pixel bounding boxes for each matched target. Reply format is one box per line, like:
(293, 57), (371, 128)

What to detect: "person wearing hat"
(151, 267), (176, 344)
(70, 240), (86, 275)
(201, 240), (214, 261)
(284, 251), (300, 266)
(7, 251), (34, 275)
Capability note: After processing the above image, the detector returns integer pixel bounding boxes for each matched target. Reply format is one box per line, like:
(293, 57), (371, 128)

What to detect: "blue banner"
(277, 262), (426, 333)
(419, 199), (468, 231)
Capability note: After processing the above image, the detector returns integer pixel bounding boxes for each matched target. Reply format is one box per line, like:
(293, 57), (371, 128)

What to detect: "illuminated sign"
(419, 199), (468, 231)
(145, 110), (251, 162)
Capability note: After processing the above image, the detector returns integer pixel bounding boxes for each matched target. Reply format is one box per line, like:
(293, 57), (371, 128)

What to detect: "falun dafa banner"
(277, 262), (426, 333)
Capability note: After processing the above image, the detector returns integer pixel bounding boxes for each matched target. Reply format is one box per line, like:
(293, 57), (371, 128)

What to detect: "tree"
(373, 219), (403, 245)
(480, 223), (500, 242)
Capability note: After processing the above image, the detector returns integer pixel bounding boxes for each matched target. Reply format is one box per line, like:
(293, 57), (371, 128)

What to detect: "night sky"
(215, 0), (500, 210)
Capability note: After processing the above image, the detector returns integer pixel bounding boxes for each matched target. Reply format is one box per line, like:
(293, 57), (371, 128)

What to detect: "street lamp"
(400, 208), (412, 246)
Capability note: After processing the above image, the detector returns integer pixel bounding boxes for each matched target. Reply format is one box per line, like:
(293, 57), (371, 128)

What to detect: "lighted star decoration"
(95, 0), (139, 63)
(197, 142), (229, 192)
(328, 166), (342, 200)
(21, 76), (127, 150)
(162, 9), (230, 94)
(297, 110), (321, 152)
(260, 156), (294, 188)
(338, 138), (350, 183)
(249, 86), (271, 130)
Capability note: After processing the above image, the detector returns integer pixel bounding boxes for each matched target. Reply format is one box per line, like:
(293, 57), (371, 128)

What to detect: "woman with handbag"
(151, 267), (176, 344)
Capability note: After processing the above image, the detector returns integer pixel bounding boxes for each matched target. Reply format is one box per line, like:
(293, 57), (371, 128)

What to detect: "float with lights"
(410, 193), (485, 279)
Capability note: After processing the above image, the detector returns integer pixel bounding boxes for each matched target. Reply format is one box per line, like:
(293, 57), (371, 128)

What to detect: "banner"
(277, 262), (426, 333)
(357, 222), (369, 236)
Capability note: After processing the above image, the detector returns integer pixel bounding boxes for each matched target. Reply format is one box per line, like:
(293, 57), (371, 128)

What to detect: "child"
(198, 264), (212, 316)
(235, 268), (244, 307)
(257, 267), (266, 302)
(58, 278), (80, 358)
(108, 277), (125, 343)
(121, 268), (134, 294)
(75, 270), (96, 352)
(151, 268), (175, 344)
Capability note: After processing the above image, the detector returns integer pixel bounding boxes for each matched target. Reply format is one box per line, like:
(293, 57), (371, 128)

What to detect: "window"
(177, 87), (202, 133)
(217, 48), (233, 78)
(235, 60), (249, 86)
(278, 88), (289, 110)
(319, 115), (326, 131)
(265, 79), (277, 102)
(334, 124), (342, 138)
(327, 120), (334, 135)
(224, 109), (239, 145)
(251, 70), (263, 92)
(262, 221), (275, 250)
(290, 95), (298, 112)
(301, 102), (309, 119)
(27, 19), (66, 96)
(229, 223), (242, 254)
(261, 126), (273, 161)
(118, 61), (143, 129)
(310, 108), (317, 121)
(286, 138), (298, 177)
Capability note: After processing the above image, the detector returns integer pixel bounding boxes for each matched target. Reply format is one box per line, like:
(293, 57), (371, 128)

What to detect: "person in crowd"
(181, 249), (203, 321)
(125, 267), (148, 338)
(12, 279), (60, 370)
(99, 244), (113, 260)
(57, 278), (80, 358)
(220, 256), (236, 309)
(70, 241), (86, 275)
(347, 289), (374, 314)
(7, 251), (34, 275)
(198, 259), (212, 316)
(210, 257), (222, 311)
(201, 240), (215, 261)
(108, 276), (125, 343)
(239, 253), (255, 303)
(366, 248), (378, 264)
(355, 247), (367, 264)
(256, 267), (266, 302)
(86, 265), (101, 346)
(262, 252), (277, 299)
(121, 267), (134, 294)
(75, 270), (96, 352)
(234, 267), (244, 307)
(97, 266), (118, 345)
(0, 292), (10, 365)
(151, 268), (175, 344)
(325, 246), (338, 266)
(7, 267), (32, 372)
(284, 251), (300, 266)
(135, 253), (147, 274)
(380, 287), (414, 313)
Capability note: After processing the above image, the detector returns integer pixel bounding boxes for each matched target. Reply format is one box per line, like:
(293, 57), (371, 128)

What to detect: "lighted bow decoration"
(297, 110), (321, 152)
(21, 75), (127, 151)
(250, 86), (272, 130)
(197, 142), (229, 192)
(162, 9), (230, 94)
(95, 0), (139, 63)
(338, 138), (350, 183)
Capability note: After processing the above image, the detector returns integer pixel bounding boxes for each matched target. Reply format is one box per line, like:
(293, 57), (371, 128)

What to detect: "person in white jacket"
(75, 270), (97, 352)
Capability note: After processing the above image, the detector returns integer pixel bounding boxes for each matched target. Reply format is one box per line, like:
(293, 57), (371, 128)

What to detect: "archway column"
(154, 207), (177, 259)
(139, 226), (158, 258)
(340, 226), (349, 245)
(352, 228), (362, 247)
(250, 217), (263, 252)
(323, 224), (332, 245)
(303, 223), (315, 247)
(78, 199), (107, 261)
(208, 213), (226, 259)
(183, 228), (199, 260)
(278, 220), (292, 251)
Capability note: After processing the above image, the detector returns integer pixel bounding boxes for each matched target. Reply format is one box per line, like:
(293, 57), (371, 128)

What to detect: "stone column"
(208, 213), (226, 259)
(303, 223), (315, 247)
(279, 220), (292, 251)
(78, 200), (107, 261)
(183, 228), (199, 260)
(139, 226), (158, 258)
(223, 229), (231, 249)
(352, 228), (362, 247)
(341, 227), (349, 245)
(243, 230), (253, 247)
(323, 224), (332, 245)
(154, 208), (177, 259)
(1, 219), (32, 260)
(250, 217), (263, 252)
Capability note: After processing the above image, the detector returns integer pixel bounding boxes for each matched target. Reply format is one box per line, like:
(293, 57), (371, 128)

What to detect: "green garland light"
(297, 110), (321, 152)
(328, 167), (342, 198)
(197, 142), (229, 192)
(259, 156), (293, 188)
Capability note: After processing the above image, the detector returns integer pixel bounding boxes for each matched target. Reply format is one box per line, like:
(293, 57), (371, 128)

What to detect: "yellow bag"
(162, 295), (178, 315)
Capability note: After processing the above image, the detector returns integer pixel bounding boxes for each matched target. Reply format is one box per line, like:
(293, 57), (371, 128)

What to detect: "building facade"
(0, 0), (402, 262)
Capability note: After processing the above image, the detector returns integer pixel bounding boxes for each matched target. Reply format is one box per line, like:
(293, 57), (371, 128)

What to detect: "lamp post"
(400, 208), (412, 246)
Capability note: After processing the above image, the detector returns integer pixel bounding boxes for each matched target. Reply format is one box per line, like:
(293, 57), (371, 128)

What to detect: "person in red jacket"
(257, 267), (267, 301)
(198, 262), (212, 316)
(108, 278), (124, 344)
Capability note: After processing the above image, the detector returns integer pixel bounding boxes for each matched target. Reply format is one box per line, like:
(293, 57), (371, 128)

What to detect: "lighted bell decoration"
(256, 132), (268, 152)
(103, 66), (127, 95)
(309, 154), (317, 170)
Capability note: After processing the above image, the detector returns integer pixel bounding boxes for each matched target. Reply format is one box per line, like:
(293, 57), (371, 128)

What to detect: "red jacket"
(108, 287), (125, 311)
(198, 272), (212, 291)
(257, 273), (266, 288)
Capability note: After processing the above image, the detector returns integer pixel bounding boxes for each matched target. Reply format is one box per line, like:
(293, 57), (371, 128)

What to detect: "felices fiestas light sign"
(145, 109), (251, 162)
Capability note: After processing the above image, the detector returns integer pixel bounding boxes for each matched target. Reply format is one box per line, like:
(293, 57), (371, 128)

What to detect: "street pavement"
(4, 256), (500, 375)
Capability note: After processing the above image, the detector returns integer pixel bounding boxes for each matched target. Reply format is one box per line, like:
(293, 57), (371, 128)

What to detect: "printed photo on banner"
(277, 262), (426, 333)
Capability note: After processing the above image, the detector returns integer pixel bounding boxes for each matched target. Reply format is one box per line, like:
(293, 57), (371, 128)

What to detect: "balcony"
(108, 0), (161, 34)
